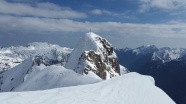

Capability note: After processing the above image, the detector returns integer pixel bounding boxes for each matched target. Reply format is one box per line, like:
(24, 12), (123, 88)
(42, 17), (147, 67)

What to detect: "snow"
(83, 71), (102, 80)
(65, 32), (99, 70)
(0, 72), (175, 104)
(120, 65), (129, 75)
(0, 42), (72, 72)
(13, 65), (101, 91)
(132, 45), (157, 55)
(65, 32), (120, 79)
(152, 47), (186, 62)
(0, 57), (33, 92)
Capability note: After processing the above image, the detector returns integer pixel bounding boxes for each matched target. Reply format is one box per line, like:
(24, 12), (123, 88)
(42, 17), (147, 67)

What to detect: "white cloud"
(90, 9), (113, 15)
(0, 15), (186, 38)
(90, 9), (132, 19)
(90, 9), (103, 15)
(0, 0), (87, 18)
(138, 0), (186, 13)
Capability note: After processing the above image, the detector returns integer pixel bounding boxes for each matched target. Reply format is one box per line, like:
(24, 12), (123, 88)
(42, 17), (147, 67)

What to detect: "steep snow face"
(152, 48), (186, 62)
(66, 32), (120, 79)
(0, 57), (33, 92)
(0, 72), (175, 104)
(13, 65), (101, 91)
(0, 42), (72, 72)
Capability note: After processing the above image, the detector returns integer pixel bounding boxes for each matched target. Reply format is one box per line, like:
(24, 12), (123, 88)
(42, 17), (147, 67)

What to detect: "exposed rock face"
(66, 32), (120, 79)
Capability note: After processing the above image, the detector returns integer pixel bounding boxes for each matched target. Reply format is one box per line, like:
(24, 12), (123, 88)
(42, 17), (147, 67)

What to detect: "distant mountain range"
(115, 45), (186, 104)
(0, 42), (72, 72)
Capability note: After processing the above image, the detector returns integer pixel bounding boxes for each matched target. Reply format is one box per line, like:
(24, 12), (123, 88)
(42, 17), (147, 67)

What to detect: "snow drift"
(0, 72), (175, 104)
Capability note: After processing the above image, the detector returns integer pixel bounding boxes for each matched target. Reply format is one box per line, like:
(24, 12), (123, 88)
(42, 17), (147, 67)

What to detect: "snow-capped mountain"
(131, 45), (158, 55)
(0, 72), (175, 104)
(0, 42), (72, 72)
(0, 32), (127, 92)
(115, 45), (157, 72)
(116, 45), (186, 65)
(66, 32), (121, 79)
(152, 47), (186, 62)
(0, 32), (176, 104)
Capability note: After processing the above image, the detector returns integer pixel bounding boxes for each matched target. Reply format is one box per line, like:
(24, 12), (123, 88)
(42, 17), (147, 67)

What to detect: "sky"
(0, 0), (186, 48)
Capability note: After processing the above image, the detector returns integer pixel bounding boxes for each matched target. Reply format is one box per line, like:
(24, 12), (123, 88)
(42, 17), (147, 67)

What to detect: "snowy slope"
(0, 42), (72, 72)
(66, 32), (120, 79)
(14, 65), (101, 91)
(0, 57), (33, 92)
(0, 72), (175, 104)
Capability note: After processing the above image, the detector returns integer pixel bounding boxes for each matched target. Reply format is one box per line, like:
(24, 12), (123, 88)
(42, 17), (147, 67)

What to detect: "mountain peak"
(66, 32), (120, 79)
(85, 32), (99, 38)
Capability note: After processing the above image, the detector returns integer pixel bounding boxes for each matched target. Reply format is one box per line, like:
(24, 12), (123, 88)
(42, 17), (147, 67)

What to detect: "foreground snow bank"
(0, 72), (175, 104)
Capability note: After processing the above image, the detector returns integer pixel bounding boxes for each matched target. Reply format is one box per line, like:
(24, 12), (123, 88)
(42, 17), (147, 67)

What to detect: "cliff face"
(66, 32), (120, 79)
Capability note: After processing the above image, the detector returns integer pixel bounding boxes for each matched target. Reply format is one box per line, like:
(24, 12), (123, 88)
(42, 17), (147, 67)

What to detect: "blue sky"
(0, 0), (186, 48)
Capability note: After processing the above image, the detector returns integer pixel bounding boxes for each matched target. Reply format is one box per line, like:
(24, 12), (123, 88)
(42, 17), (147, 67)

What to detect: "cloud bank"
(139, 0), (186, 13)
(0, 15), (186, 38)
(0, 0), (86, 18)
(0, 0), (186, 48)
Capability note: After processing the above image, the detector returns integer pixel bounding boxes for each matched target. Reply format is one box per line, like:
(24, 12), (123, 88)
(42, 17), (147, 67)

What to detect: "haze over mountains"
(0, 32), (175, 104)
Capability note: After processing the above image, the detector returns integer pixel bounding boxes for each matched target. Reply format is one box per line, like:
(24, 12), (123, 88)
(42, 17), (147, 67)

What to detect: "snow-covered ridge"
(0, 42), (72, 72)
(66, 32), (121, 79)
(14, 65), (101, 92)
(0, 72), (175, 104)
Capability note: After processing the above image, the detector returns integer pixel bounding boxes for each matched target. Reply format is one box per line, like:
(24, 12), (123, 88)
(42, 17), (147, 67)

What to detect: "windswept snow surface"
(13, 65), (101, 91)
(0, 73), (175, 104)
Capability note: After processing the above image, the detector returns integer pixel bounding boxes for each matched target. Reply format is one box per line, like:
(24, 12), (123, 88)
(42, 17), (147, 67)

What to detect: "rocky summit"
(66, 32), (121, 79)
